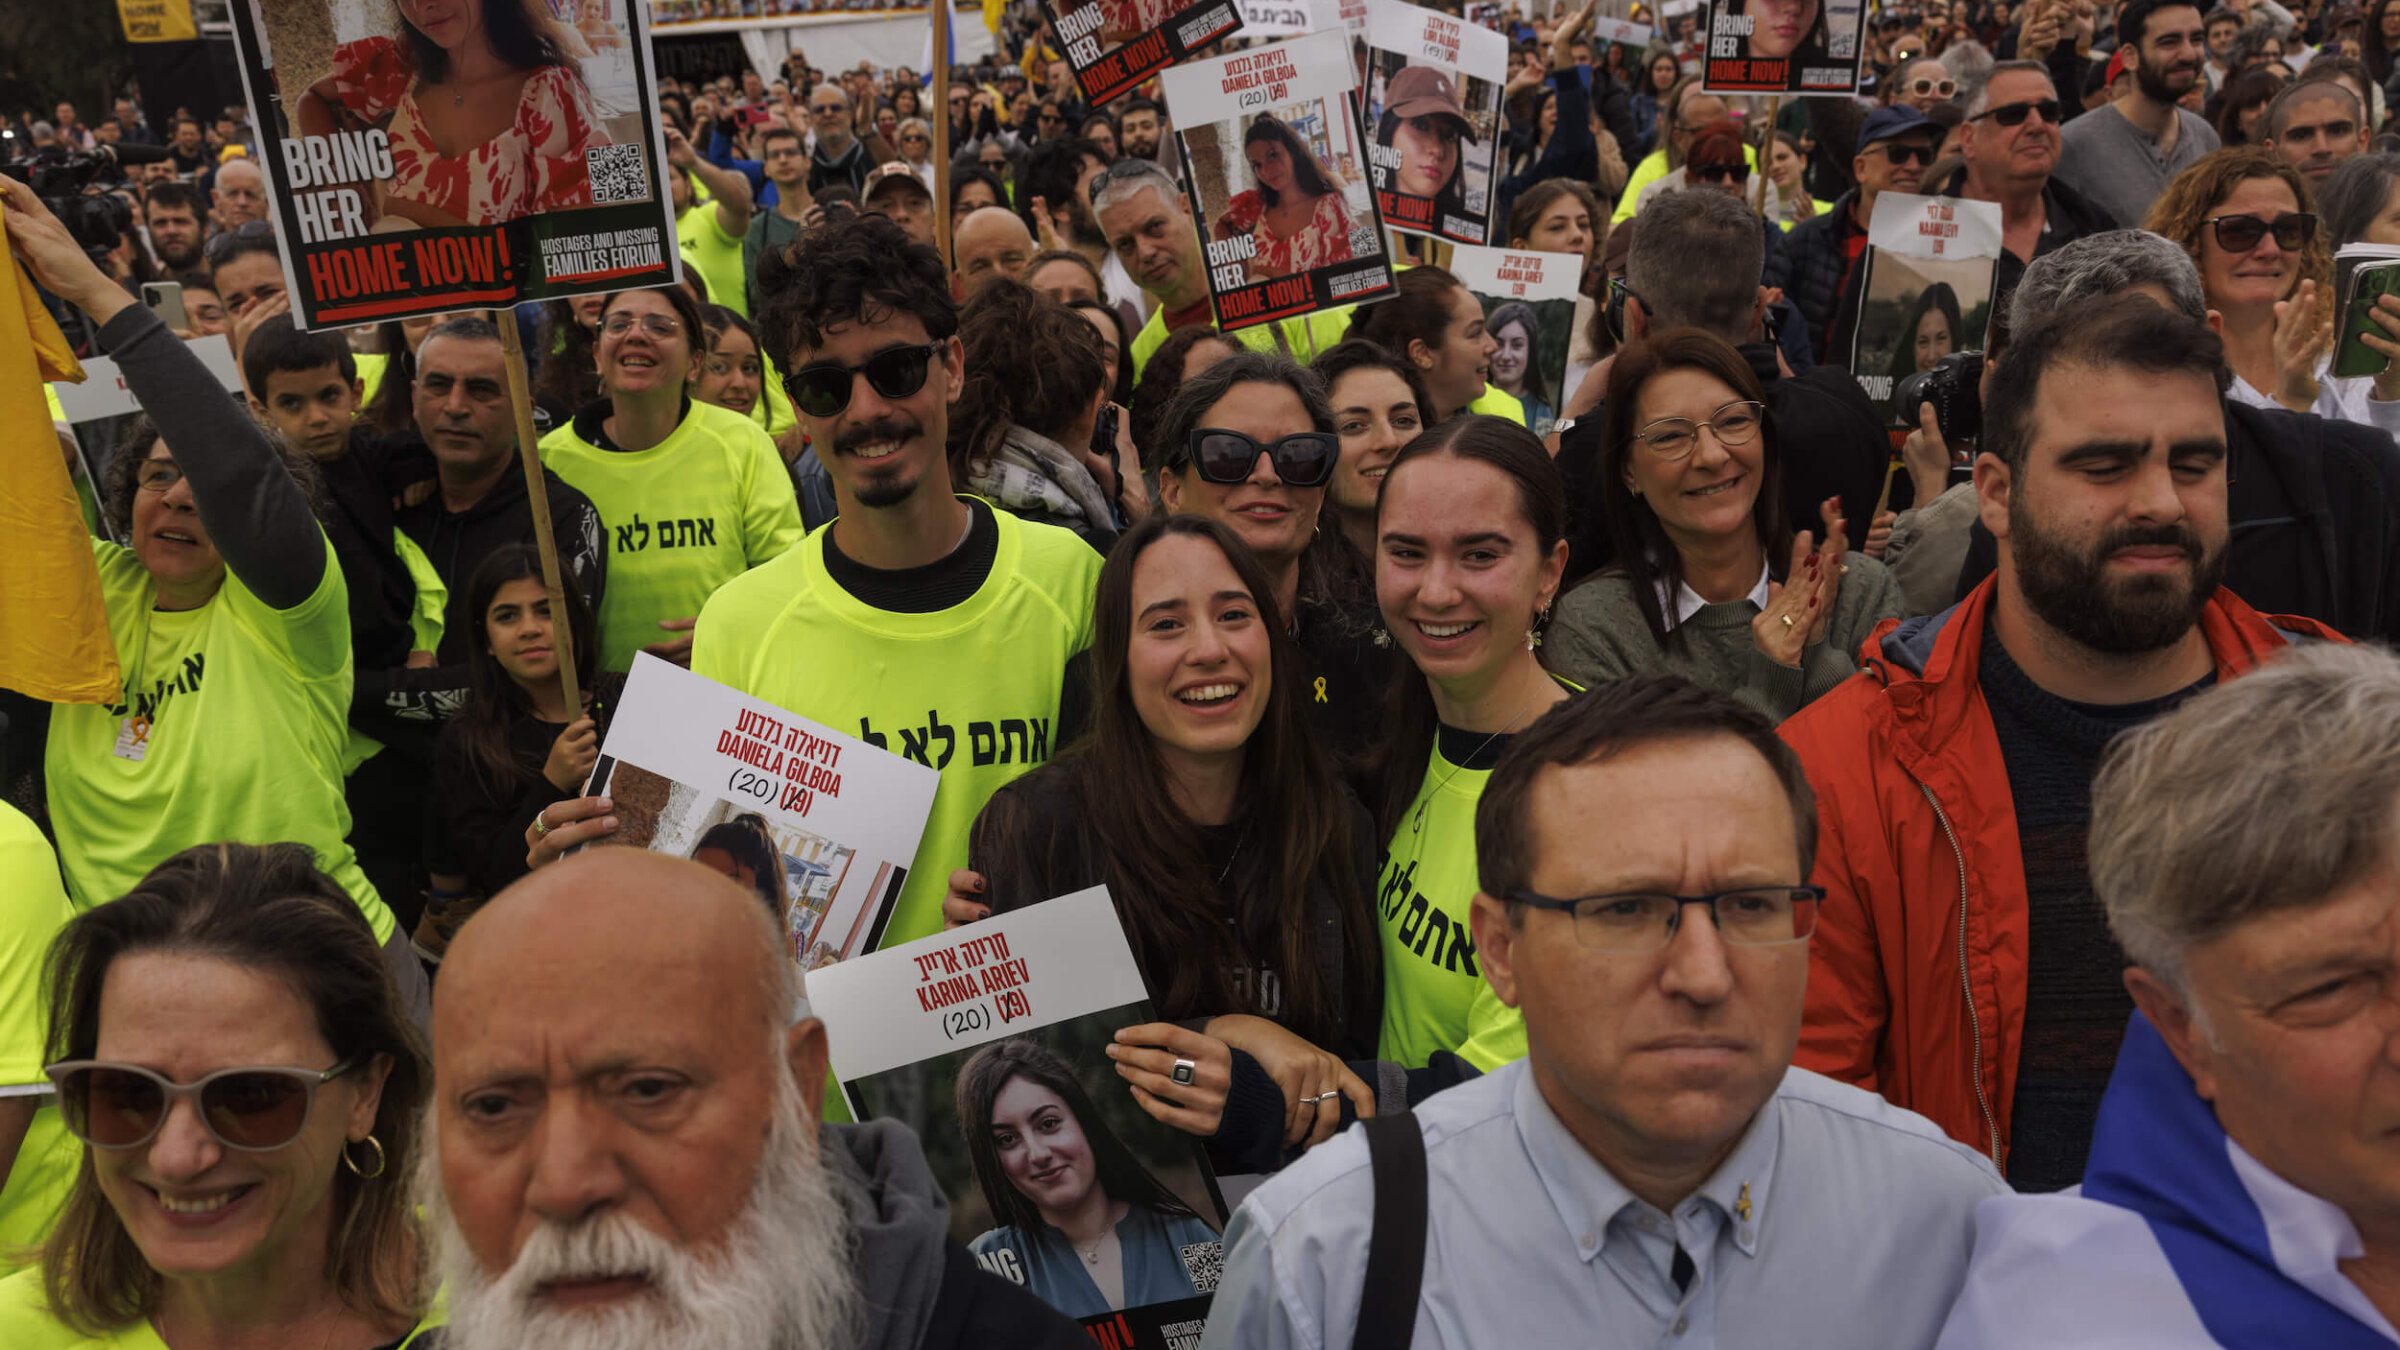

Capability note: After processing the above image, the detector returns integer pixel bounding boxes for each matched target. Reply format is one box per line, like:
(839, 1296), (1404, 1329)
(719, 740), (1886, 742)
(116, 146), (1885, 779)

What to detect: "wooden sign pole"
(494, 314), (584, 717)
(933, 5), (955, 269)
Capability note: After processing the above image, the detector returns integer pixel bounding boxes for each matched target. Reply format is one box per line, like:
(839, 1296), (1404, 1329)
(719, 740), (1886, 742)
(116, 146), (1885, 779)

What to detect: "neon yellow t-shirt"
(0, 1267), (446, 1347)
(1129, 303), (1356, 381)
(678, 201), (750, 321)
(0, 806), (77, 1267)
(692, 502), (1102, 946)
(44, 542), (393, 941)
(539, 399), (804, 672)
(1467, 383), (1527, 426)
(352, 351), (389, 413)
(1377, 737), (1526, 1073)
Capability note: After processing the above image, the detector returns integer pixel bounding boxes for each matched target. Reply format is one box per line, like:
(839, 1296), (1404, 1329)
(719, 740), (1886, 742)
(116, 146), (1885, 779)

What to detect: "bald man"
(954, 205), (1035, 297)
(424, 850), (1087, 1350)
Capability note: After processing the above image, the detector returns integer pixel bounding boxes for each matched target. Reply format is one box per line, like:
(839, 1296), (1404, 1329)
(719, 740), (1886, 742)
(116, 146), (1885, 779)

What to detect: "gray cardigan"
(1545, 551), (1904, 723)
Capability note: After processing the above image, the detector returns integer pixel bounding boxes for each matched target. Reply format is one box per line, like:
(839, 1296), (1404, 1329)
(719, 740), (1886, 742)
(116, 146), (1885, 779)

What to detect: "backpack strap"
(1353, 1109), (1428, 1350)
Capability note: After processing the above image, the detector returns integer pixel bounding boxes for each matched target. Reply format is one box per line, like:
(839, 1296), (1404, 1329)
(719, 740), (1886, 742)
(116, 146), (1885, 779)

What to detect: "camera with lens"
(1893, 350), (1983, 447)
(0, 148), (136, 262)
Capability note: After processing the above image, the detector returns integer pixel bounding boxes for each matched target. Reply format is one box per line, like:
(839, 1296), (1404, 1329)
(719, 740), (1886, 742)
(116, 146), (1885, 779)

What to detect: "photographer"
(1, 175), (431, 1022)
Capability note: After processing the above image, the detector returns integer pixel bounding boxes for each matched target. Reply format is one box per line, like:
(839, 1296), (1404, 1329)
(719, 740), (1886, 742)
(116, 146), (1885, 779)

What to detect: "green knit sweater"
(1545, 552), (1905, 723)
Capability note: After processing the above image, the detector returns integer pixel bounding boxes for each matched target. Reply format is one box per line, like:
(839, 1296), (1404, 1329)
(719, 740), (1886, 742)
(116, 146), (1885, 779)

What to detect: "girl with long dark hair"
(689, 811), (789, 925)
(957, 1038), (1218, 1317)
(1368, 416), (1570, 1073)
(949, 515), (1382, 1171)
(1547, 329), (1898, 724)
(1347, 266), (1504, 422)
(1313, 339), (1433, 561)
(532, 294), (605, 427)
(1213, 113), (1356, 281)
(1885, 280), (1964, 382)
(430, 545), (617, 909)
(1485, 300), (1556, 430)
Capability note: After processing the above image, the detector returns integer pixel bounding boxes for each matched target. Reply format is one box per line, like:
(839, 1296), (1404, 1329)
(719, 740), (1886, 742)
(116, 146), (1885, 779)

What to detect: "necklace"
(1078, 1231), (1109, 1264)
(1214, 820), (1250, 886)
(1412, 682), (1542, 833)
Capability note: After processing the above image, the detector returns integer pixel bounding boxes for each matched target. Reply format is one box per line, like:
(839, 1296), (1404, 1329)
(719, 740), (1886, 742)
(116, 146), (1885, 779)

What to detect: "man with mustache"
(421, 849), (1090, 1349)
(1781, 296), (2341, 1193)
(2055, 0), (2222, 227)
(533, 215), (1104, 957)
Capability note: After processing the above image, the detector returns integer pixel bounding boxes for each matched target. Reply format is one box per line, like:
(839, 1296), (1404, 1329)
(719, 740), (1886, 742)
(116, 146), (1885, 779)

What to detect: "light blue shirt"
(1199, 1058), (2007, 1350)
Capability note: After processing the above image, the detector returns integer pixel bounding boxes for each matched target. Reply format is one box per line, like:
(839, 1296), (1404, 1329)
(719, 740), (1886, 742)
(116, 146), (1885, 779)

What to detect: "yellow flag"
(116, 0), (196, 42)
(984, 0), (1006, 35)
(0, 204), (120, 704)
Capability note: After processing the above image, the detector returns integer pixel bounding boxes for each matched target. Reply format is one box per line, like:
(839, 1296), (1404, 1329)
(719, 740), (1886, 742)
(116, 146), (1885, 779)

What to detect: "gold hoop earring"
(342, 1134), (387, 1180)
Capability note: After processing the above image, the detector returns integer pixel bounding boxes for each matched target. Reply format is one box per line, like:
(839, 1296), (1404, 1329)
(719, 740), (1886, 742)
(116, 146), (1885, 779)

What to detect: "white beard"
(425, 1071), (861, 1350)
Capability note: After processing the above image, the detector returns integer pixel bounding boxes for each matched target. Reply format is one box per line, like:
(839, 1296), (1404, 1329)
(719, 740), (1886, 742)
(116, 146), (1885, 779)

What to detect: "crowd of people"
(14, 0), (2400, 1343)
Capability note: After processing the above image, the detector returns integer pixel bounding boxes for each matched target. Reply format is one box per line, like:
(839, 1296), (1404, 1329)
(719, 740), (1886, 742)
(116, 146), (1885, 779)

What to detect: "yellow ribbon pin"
(1314, 677), (1328, 703)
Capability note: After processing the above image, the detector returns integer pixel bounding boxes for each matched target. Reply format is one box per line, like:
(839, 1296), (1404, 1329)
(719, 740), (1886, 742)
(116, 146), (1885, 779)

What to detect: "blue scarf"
(2082, 1012), (2391, 1349)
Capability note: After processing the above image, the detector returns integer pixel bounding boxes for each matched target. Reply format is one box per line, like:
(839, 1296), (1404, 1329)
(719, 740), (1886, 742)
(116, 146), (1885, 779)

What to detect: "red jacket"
(1778, 578), (2343, 1172)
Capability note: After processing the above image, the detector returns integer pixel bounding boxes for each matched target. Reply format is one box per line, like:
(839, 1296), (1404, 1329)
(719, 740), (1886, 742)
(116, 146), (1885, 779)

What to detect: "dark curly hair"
(754, 213), (958, 381)
(949, 280), (1107, 475)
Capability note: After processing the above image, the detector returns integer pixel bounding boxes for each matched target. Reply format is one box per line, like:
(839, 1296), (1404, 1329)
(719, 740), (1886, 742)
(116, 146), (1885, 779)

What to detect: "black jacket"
(320, 430), (456, 755)
(1557, 340), (1897, 586)
(1921, 164), (2115, 317)
(1956, 400), (2400, 641)
(392, 444), (609, 668)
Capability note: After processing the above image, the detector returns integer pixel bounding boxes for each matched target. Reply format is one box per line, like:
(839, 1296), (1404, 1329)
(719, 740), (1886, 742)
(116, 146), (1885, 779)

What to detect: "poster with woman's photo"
(1447, 242), (1580, 436)
(225, 0), (679, 330)
(1849, 192), (2002, 435)
(1701, 0), (1867, 93)
(1043, 0), (1246, 109)
(810, 888), (1228, 1350)
(1363, 0), (1507, 244)
(1159, 29), (1396, 333)
(581, 654), (941, 975)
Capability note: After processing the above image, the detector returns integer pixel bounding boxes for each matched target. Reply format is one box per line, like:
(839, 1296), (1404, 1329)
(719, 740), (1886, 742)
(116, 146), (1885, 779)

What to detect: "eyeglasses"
(48, 1058), (361, 1152)
(1174, 427), (1341, 487)
(1972, 98), (2062, 127)
(135, 460), (184, 493)
(1510, 887), (1824, 952)
(1907, 76), (1959, 97)
(2208, 211), (2316, 253)
(788, 341), (943, 417)
(1630, 399), (1764, 459)
(1875, 141), (1937, 166)
(201, 218), (275, 265)
(601, 311), (683, 338)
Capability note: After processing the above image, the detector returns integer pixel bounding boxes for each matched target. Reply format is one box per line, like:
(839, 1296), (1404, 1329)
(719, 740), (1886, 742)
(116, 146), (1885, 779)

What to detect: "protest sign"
(1701, 0), (1867, 93)
(584, 655), (941, 972)
(1042, 0), (1245, 109)
(225, 0), (679, 330)
(1592, 15), (1656, 55)
(1850, 192), (2001, 436)
(1449, 242), (1580, 436)
(1160, 29), (1396, 331)
(1237, 0), (1318, 35)
(811, 887), (1228, 1348)
(1364, 0), (1507, 244)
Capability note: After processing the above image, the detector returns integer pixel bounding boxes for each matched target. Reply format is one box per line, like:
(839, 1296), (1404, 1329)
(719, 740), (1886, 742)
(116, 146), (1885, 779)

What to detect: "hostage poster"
(1161, 29), (1396, 333)
(225, 0), (679, 330)
(1849, 192), (2001, 437)
(583, 654), (940, 973)
(1363, 0), (1506, 244)
(1701, 0), (1867, 93)
(1448, 242), (1580, 436)
(811, 888), (1229, 1350)
(1043, 0), (1245, 109)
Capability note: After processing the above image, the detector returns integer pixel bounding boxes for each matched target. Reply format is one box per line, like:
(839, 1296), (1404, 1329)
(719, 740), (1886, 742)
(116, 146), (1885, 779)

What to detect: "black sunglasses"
(201, 218), (276, 265)
(2208, 211), (2316, 253)
(1693, 163), (1745, 184)
(1875, 140), (1937, 165)
(787, 341), (943, 417)
(1173, 427), (1340, 487)
(1973, 98), (2062, 127)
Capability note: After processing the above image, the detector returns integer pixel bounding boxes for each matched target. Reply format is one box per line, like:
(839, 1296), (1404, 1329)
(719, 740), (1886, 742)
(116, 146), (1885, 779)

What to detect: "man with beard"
(690, 215), (1101, 950)
(1017, 137), (1146, 318)
(142, 180), (208, 273)
(420, 849), (1091, 1350)
(1779, 296), (2341, 1193)
(1116, 98), (1169, 166)
(2054, 0), (2221, 227)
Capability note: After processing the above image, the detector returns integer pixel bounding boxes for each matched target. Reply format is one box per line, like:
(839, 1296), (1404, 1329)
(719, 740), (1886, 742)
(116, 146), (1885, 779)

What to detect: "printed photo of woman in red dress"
(1209, 114), (1356, 283)
(296, 0), (613, 228)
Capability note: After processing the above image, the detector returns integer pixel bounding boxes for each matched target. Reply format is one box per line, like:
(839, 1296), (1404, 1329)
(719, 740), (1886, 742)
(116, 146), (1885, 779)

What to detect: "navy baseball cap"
(1857, 104), (1936, 150)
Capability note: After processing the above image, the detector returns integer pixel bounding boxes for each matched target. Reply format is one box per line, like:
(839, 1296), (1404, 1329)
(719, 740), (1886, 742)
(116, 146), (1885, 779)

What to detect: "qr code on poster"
(1346, 223), (1379, 258)
(586, 144), (648, 203)
(1180, 1240), (1224, 1294)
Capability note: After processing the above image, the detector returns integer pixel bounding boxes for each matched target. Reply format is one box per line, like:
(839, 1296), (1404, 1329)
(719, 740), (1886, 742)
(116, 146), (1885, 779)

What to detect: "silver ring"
(1171, 1058), (1196, 1086)
(1311, 1091), (1341, 1103)
(532, 810), (551, 838)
